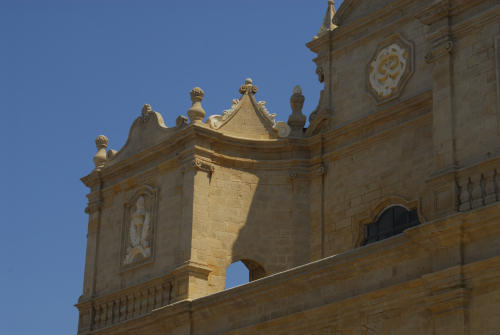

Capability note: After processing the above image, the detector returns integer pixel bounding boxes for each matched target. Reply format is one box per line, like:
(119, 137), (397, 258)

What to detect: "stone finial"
(141, 104), (152, 116)
(239, 78), (258, 95)
(293, 85), (303, 95)
(318, 0), (337, 36)
(187, 87), (206, 123)
(93, 135), (108, 169)
(288, 85), (306, 137)
(139, 103), (155, 122)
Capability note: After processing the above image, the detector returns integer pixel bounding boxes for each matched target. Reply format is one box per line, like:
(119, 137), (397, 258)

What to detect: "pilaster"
(417, 1), (459, 219)
(78, 171), (104, 334)
(423, 266), (469, 335)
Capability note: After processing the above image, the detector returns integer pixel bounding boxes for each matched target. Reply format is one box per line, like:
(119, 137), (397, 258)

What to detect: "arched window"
(225, 259), (266, 289)
(364, 206), (421, 245)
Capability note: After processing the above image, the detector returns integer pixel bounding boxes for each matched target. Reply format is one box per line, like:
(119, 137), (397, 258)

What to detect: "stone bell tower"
(76, 78), (313, 333)
(76, 0), (500, 334)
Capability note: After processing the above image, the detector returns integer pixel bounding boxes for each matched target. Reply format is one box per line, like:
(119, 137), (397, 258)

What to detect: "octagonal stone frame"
(366, 33), (415, 105)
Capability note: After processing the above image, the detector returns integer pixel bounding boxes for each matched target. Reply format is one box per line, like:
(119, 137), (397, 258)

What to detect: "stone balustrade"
(457, 163), (500, 212)
(77, 276), (172, 333)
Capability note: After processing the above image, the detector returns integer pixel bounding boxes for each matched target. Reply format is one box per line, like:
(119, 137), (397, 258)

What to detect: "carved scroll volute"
(425, 38), (454, 64)
(239, 78), (258, 95)
(192, 158), (215, 176)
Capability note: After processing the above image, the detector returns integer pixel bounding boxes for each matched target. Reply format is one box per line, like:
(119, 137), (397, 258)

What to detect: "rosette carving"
(367, 35), (413, 103)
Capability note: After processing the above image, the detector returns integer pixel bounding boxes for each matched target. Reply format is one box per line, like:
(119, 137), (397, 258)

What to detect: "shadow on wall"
(228, 168), (310, 279)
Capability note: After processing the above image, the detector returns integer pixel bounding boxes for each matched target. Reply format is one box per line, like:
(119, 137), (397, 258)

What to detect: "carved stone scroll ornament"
(257, 101), (291, 138)
(206, 78), (291, 138)
(367, 36), (413, 103)
(192, 158), (215, 174)
(139, 103), (166, 126)
(140, 104), (154, 122)
(207, 99), (240, 129)
(425, 37), (454, 64)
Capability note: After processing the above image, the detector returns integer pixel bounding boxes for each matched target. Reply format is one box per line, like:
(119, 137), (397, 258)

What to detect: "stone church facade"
(76, 0), (500, 334)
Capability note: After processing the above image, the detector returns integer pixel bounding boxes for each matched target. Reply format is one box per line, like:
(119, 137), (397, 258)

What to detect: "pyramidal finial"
(318, 0), (337, 35)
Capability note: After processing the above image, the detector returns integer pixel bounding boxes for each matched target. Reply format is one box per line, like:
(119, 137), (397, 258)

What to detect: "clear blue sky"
(0, 1), (342, 334)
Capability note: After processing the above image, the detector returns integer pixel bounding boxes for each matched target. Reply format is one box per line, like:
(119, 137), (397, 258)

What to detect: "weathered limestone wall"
(92, 165), (186, 296)
(328, 17), (431, 128)
(93, 204), (500, 335)
(320, 100), (434, 257)
(453, 9), (500, 166)
(190, 166), (298, 292)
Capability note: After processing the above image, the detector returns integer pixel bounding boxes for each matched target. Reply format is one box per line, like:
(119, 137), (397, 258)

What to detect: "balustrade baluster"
(458, 176), (471, 211)
(94, 305), (101, 330)
(107, 301), (113, 326)
(471, 174), (484, 208)
(155, 285), (162, 308)
(114, 300), (120, 324)
(142, 290), (148, 315)
(91, 305), (98, 330)
(128, 295), (134, 320)
(120, 296), (127, 322)
(484, 170), (497, 204)
(134, 292), (141, 318)
(101, 303), (108, 327)
(162, 282), (171, 305)
(147, 287), (154, 312)
(495, 170), (500, 201)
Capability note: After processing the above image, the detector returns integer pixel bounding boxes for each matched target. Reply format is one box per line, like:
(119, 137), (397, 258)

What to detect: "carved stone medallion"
(121, 185), (158, 268)
(367, 35), (413, 103)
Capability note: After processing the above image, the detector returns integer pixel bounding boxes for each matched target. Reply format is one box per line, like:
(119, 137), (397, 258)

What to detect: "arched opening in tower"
(225, 259), (266, 289)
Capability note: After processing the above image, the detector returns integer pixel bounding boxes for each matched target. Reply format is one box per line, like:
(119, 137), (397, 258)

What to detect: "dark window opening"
(364, 206), (421, 245)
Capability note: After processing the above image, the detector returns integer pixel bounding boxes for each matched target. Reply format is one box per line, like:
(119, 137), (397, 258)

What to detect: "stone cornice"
(81, 92), (433, 195)
(309, 0), (493, 59)
(415, 0), (491, 25)
(322, 90), (432, 157)
(307, 0), (417, 55)
(81, 124), (317, 189)
(426, 155), (500, 185)
(451, 3), (500, 38)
